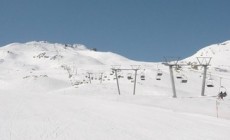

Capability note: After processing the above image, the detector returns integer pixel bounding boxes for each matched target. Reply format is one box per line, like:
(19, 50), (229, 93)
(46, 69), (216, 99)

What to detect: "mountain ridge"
(0, 41), (135, 67)
(184, 40), (230, 67)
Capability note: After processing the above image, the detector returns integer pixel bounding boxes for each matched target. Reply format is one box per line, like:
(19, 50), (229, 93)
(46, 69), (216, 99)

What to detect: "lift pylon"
(196, 57), (212, 96)
(111, 65), (140, 95)
(162, 57), (181, 98)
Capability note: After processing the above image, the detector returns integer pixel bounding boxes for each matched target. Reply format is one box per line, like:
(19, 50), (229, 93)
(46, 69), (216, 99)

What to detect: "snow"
(184, 40), (230, 67)
(0, 41), (230, 140)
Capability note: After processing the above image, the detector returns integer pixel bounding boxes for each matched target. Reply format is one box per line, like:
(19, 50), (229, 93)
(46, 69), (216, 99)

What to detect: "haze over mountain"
(0, 40), (230, 140)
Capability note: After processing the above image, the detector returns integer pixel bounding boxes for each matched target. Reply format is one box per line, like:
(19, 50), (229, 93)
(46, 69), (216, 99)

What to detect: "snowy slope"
(0, 41), (133, 66)
(184, 40), (230, 68)
(0, 41), (230, 140)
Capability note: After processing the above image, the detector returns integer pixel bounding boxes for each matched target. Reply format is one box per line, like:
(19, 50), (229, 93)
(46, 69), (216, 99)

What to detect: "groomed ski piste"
(0, 41), (230, 140)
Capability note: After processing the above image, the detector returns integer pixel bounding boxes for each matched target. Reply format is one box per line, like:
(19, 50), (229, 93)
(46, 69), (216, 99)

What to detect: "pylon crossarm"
(196, 57), (212, 65)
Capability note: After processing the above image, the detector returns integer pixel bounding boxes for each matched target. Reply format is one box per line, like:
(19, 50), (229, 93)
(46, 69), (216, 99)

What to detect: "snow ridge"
(184, 40), (230, 67)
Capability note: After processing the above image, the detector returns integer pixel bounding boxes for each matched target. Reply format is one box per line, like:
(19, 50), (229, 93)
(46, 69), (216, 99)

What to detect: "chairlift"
(181, 75), (188, 83)
(176, 76), (182, 79)
(156, 74), (161, 80)
(127, 73), (133, 80)
(140, 75), (145, 80)
(176, 73), (182, 79)
(218, 86), (227, 99)
(127, 76), (132, 80)
(140, 72), (145, 80)
(110, 71), (114, 75)
(156, 78), (161, 80)
(156, 69), (163, 76)
(206, 73), (214, 86)
(206, 79), (214, 87)
(118, 75), (122, 78)
(74, 81), (80, 86)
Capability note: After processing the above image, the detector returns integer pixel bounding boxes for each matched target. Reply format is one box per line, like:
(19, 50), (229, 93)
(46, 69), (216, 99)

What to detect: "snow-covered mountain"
(184, 40), (230, 68)
(0, 41), (134, 66)
(0, 41), (230, 140)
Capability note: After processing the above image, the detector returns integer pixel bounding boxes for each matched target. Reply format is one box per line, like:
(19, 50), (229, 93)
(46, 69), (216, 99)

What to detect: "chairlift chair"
(127, 73), (133, 80)
(74, 81), (80, 86)
(176, 73), (182, 79)
(140, 72), (145, 80)
(156, 69), (163, 76)
(140, 75), (145, 80)
(156, 78), (161, 80)
(218, 86), (227, 99)
(206, 79), (214, 87)
(110, 71), (114, 75)
(127, 76), (132, 80)
(156, 74), (161, 80)
(181, 75), (188, 83)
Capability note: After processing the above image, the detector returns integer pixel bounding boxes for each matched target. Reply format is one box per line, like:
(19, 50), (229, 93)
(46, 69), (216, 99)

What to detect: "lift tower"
(111, 65), (140, 95)
(162, 57), (180, 98)
(196, 57), (212, 96)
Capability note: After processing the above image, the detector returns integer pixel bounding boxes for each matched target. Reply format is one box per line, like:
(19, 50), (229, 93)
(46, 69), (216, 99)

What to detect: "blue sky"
(0, 0), (230, 62)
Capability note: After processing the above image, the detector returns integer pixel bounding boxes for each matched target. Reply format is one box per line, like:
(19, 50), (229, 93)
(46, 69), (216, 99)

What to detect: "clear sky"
(0, 0), (230, 62)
